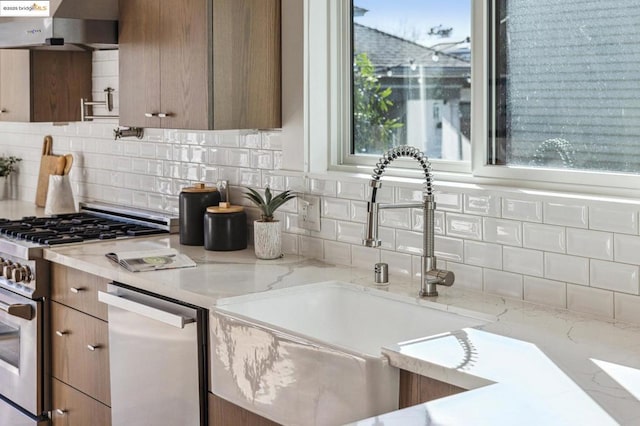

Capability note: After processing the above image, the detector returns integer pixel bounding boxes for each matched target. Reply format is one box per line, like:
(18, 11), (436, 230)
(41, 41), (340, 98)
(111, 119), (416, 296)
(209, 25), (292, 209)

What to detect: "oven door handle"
(98, 291), (194, 329)
(0, 301), (33, 321)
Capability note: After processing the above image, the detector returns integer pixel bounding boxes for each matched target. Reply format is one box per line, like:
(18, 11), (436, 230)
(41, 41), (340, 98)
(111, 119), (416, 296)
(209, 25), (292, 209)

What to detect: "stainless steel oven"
(0, 286), (47, 425)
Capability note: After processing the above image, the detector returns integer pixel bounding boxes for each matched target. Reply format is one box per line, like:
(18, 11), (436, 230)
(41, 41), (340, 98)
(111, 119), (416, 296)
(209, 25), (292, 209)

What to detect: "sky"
(354, 0), (471, 48)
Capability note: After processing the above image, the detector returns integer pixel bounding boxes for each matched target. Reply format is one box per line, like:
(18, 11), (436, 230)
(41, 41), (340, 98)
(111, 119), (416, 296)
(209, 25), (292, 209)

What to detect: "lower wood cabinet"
(51, 301), (111, 405)
(51, 378), (111, 426)
(208, 392), (279, 426)
(399, 369), (466, 408)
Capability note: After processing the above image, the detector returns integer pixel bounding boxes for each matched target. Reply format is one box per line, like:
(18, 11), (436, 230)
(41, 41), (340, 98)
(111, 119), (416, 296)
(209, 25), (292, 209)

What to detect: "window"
(490, 0), (640, 174)
(350, 1), (472, 162)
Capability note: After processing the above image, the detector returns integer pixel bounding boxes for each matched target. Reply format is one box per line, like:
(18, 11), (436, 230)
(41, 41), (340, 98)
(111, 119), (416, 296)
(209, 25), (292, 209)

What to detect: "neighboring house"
(353, 22), (471, 160)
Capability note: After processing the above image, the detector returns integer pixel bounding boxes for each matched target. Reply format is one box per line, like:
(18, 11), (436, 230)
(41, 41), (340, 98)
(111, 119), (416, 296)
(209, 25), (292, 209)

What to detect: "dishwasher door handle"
(98, 291), (195, 329)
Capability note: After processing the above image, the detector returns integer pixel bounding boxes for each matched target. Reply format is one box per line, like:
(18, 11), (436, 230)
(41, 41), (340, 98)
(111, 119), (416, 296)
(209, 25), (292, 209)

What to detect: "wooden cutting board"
(35, 135), (66, 207)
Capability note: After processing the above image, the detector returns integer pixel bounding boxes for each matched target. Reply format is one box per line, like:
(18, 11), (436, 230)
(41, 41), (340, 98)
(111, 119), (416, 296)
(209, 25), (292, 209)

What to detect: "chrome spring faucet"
(363, 146), (454, 297)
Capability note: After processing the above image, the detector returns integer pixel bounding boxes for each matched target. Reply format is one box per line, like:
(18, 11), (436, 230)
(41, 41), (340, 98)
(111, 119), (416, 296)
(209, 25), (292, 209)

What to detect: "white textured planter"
(253, 220), (282, 260)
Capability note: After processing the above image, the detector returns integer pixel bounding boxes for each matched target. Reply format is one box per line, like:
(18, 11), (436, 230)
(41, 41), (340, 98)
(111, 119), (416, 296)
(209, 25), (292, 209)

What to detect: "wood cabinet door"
(50, 263), (109, 321)
(213, 0), (281, 130)
(51, 378), (111, 426)
(0, 50), (30, 122)
(118, 0), (162, 128)
(158, 0), (210, 129)
(30, 51), (92, 122)
(51, 301), (111, 405)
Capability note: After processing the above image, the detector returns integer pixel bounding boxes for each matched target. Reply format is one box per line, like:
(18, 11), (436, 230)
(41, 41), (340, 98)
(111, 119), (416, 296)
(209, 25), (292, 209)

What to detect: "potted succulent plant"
(0, 156), (21, 200)
(245, 187), (296, 259)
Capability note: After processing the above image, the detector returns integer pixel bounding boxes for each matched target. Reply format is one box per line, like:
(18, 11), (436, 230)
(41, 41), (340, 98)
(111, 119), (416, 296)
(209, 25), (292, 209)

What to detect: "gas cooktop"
(0, 202), (178, 260)
(0, 213), (167, 245)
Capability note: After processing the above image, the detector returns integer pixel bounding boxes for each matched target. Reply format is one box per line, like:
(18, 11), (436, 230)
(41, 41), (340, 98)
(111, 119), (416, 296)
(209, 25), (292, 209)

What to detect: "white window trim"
(302, 0), (640, 199)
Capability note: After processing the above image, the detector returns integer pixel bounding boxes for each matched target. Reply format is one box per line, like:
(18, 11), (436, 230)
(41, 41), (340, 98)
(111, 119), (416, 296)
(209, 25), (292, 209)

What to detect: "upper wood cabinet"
(0, 50), (92, 122)
(118, 0), (282, 130)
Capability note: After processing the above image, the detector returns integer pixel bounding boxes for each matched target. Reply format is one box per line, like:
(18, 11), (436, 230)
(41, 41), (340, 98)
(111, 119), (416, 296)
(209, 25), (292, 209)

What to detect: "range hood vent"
(0, 0), (118, 50)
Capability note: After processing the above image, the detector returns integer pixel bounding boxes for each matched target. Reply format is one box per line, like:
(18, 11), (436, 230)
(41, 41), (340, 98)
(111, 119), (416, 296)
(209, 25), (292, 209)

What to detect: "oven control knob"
(3, 262), (14, 280)
(12, 266), (28, 283)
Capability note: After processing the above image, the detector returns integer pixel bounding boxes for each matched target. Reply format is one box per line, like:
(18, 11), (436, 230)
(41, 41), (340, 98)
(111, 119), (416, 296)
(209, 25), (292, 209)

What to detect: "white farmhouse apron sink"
(210, 281), (489, 426)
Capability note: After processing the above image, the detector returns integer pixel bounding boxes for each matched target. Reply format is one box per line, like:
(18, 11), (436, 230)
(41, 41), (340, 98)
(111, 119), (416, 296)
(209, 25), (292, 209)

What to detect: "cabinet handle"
(0, 109), (5, 114)
(55, 330), (68, 337)
(55, 409), (67, 415)
(144, 112), (158, 118)
(157, 112), (172, 118)
(87, 344), (101, 351)
(69, 287), (84, 294)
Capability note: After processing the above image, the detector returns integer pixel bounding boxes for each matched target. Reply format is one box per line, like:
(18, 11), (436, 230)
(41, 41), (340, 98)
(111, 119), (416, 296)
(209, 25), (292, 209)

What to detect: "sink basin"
(210, 281), (489, 425)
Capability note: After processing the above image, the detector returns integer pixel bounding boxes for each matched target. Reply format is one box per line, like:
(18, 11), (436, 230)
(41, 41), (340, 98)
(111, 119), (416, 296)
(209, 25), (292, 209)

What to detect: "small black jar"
(204, 204), (247, 251)
(179, 183), (221, 246)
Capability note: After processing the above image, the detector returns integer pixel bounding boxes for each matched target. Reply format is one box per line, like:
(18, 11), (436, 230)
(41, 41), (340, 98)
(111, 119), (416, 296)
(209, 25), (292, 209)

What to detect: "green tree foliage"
(353, 52), (403, 154)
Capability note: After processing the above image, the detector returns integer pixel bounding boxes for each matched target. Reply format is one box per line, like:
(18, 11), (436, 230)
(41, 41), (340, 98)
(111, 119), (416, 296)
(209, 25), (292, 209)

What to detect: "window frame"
(306, 0), (640, 198)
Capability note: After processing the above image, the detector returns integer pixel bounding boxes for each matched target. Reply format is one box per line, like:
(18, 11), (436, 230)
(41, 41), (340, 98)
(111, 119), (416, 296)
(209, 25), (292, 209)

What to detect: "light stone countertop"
(2, 200), (640, 425)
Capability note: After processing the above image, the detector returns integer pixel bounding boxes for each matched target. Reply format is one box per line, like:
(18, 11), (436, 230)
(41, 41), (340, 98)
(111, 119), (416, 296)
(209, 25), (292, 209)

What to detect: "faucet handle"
(426, 269), (455, 287)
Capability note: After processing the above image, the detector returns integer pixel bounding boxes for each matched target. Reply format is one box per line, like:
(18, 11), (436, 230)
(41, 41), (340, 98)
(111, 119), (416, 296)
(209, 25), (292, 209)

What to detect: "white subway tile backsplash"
(503, 246), (543, 277)
(226, 149), (251, 167)
(351, 246), (381, 269)
(299, 236), (323, 259)
(503, 198), (542, 222)
(590, 260), (639, 295)
(464, 241), (502, 269)
(380, 250), (413, 277)
(543, 202), (588, 228)
(483, 217), (522, 246)
(156, 143), (172, 160)
(380, 208), (412, 229)
(337, 181), (365, 200)
(336, 221), (365, 244)
(311, 218), (337, 240)
(524, 277), (566, 308)
(567, 284), (614, 318)
(199, 165), (219, 183)
(281, 232), (299, 255)
(284, 213), (306, 234)
(148, 160), (164, 177)
(523, 223), (566, 253)
(309, 179), (337, 197)
(464, 194), (501, 217)
(240, 133), (261, 148)
(614, 234), (640, 265)
(434, 236), (464, 262)
(217, 167), (239, 185)
(181, 163), (200, 180)
(615, 293), (640, 324)
(138, 142), (156, 158)
(566, 229), (612, 260)
(378, 227), (396, 251)
(323, 241), (351, 266)
(262, 172), (285, 191)
(484, 269), (523, 299)
(131, 159), (148, 174)
(251, 150), (274, 170)
(322, 197), (351, 220)
(396, 230), (423, 255)
(434, 191), (463, 212)
(261, 132), (283, 150)
(590, 205), (638, 235)
(239, 169), (261, 186)
(273, 151), (283, 170)
(545, 253), (589, 285)
(350, 200), (368, 223)
(446, 262), (483, 291)
(366, 185), (394, 204)
(446, 213), (482, 240)
(396, 187), (422, 203)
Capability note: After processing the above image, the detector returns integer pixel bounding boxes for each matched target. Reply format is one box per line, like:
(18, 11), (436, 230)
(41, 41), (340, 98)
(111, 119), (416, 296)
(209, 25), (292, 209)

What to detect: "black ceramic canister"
(179, 183), (221, 245)
(204, 204), (248, 251)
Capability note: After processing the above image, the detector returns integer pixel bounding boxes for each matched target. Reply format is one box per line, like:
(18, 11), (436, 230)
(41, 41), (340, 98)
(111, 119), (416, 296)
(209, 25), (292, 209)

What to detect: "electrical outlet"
(298, 195), (321, 232)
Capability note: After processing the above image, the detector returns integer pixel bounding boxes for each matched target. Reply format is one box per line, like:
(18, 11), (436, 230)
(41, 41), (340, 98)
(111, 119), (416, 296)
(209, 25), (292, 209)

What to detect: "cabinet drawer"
(51, 301), (110, 405)
(52, 378), (111, 426)
(51, 263), (109, 320)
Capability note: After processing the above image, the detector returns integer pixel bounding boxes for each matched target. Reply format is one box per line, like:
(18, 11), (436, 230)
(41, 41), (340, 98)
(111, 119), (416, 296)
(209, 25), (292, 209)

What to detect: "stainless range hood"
(0, 0), (118, 50)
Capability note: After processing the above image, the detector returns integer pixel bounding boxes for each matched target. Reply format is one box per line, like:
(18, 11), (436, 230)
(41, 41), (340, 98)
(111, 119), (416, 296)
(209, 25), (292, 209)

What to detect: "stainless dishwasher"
(98, 283), (208, 426)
